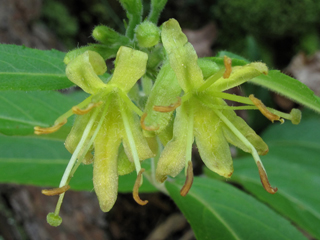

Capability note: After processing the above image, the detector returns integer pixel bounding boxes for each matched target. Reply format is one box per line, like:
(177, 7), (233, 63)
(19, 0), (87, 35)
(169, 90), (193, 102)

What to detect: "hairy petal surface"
(161, 19), (204, 92)
(194, 101), (234, 178)
(66, 51), (106, 94)
(143, 61), (181, 134)
(109, 46), (148, 93)
(156, 102), (191, 182)
(93, 103), (122, 212)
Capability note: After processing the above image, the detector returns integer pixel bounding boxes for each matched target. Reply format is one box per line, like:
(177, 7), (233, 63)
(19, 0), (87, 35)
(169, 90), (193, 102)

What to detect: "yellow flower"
(35, 46), (154, 226)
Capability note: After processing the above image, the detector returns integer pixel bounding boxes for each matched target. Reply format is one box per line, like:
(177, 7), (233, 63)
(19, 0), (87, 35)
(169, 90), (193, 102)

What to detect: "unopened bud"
(135, 21), (160, 48)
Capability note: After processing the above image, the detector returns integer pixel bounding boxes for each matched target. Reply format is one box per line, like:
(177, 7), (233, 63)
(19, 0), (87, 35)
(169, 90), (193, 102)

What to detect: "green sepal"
(209, 62), (268, 92)
(66, 51), (106, 94)
(109, 46), (148, 93)
(117, 144), (135, 176)
(92, 25), (131, 47)
(193, 101), (234, 178)
(143, 61), (181, 134)
(156, 102), (191, 182)
(135, 21), (160, 48)
(198, 58), (220, 80)
(64, 44), (117, 64)
(161, 19), (204, 92)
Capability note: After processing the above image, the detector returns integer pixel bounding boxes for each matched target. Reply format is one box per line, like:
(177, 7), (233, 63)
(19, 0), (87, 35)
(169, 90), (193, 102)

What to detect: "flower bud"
(92, 25), (130, 46)
(135, 21), (160, 48)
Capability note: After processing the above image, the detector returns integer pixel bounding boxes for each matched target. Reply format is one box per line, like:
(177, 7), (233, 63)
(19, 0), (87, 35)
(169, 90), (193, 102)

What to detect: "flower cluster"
(35, 18), (301, 227)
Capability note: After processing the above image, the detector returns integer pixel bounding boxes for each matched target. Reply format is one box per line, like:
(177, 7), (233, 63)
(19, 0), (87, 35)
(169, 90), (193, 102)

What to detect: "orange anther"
(140, 113), (159, 131)
(72, 101), (103, 115)
(34, 119), (67, 135)
(180, 161), (194, 197)
(153, 97), (181, 113)
(257, 161), (278, 194)
(42, 185), (70, 196)
(223, 56), (232, 79)
(249, 94), (283, 123)
(133, 169), (148, 206)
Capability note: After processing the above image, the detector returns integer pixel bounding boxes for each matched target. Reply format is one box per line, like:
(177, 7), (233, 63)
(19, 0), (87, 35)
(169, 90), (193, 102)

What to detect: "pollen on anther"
(42, 185), (70, 196)
(180, 161), (194, 196)
(256, 161), (278, 194)
(153, 97), (182, 113)
(34, 119), (67, 135)
(133, 169), (148, 205)
(140, 113), (159, 131)
(72, 101), (103, 115)
(249, 94), (282, 123)
(223, 56), (232, 79)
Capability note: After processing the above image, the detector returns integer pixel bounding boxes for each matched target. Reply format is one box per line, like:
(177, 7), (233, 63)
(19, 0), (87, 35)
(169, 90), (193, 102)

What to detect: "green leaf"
(0, 44), (73, 91)
(230, 118), (320, 239)
(251, 71), (320, 113)
(0, 91), (76, 138)
(0, 134), (157, 193)
(166, 177), (308, 240)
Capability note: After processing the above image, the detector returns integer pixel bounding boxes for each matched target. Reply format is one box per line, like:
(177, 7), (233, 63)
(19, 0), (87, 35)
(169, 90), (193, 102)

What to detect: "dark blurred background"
(0, 0), (319, 239)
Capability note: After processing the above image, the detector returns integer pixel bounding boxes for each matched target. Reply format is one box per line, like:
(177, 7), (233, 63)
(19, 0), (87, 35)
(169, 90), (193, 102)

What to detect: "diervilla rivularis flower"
(33, 14), (302, 227)
(34, 46), (155, 226)
(141, 19), (301, 197)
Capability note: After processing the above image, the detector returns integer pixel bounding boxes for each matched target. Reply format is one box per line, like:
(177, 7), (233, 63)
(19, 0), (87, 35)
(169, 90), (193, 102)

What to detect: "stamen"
(249, 94), (284, 123)
(34, 119), (67, 135)
(42, 185), (70, 196)
(133, 169), (148, 205)
(212, 109), (278, 195)
(72, 101), (102, 115)
(180, 161), (194, 196)
(256, 161), (278, 194)
(140, 113), (159, 131)
(223, 56), (232, 79)
(153, 97), (182, 112)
